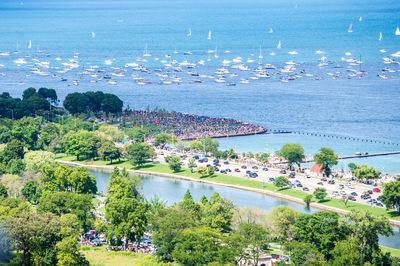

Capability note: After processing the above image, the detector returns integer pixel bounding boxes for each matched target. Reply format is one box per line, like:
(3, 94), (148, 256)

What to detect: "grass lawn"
(56, 153), (400, 221)
(381, 247), (400, 258)
(81, 249), (167, 266)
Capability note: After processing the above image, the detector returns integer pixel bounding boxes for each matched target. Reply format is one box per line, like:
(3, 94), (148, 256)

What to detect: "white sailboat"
(92, 32), (95, 38)
(277, 41), (281, 49)
(28, 40), (31, 49)
(214, 46), (218, 58)
(258, 45), (263, 59)
(348, 24), (353, 33)
(187, 28), (191, 37)
(359, 16), (362, 22)
(379, 32), (382, 41)
(207, 30), (211, 40)
(269, 28), (273, 34)
(396, 27), (400, 36)
(143, 44), (151, 57)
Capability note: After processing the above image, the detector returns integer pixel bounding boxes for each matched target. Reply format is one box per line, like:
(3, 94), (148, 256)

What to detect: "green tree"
(5, 212), (61, 266)
(0, 183), (7, 198)
(203, 192), (235, 231)
(269, 206), (300, 244)
(304, 194), (313, 208)
(37, 192), (94, 231)
(6, 158), (25, 175)
(227, 148), (237, 159)
(62, 130), (100, 160)
(126, 127), (147, 143)
(23, 150), (55, 172)
(348, 162), (358, 174)
(200, 137), (219, 155)
(0, 125), (12, 143)
(154, 133), (175, 148)
(188, 158), (196, 173)
(313, 187), (327, 202)
(105, 171), (150, 250)
(293, 211), (345, 259)
(10, 117), (41, 149)
(171, 226), (233, 266)
(340, 210), (393, 264)
(284, 241), (326, 265)
(126, 142), (156, 167)
(278, 143), (304, 167)
(177, 190), (201, 217)
(258, 152), (269, 164)
(189, 139), (203, 151)
(330, 238), (361, 266)
(38, 87), (58, 104)
(99, 140), (121, 163)
(101, 93), (123, 114)
(382, 180), (400, 214)
(273, 176), (289, 190)
(63, 92), (90, 114)
(197, 166), (208, 177)
(22, 87), (37, 100)
(69, 167), (97, 194)
(208, 165), (215, 176)
(165, 155), (182, 172)
(21, 180), (41, 203)
(237, 222), (269, 265)
(1, 139), (24, 162)
(353, 165), (380, 182)
(314, 147), (338, 177)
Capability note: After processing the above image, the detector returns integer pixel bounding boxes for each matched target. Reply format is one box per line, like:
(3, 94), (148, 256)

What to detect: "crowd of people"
(124, 110), (267, 140)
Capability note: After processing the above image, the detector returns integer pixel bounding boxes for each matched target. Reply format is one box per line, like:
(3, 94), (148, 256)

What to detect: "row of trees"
(63, 91), (123, 115)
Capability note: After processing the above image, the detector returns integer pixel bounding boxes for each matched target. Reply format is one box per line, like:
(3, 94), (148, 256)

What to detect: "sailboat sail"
(28, 40), (31, 49)
(187, 28), (191, 37)
(359, 17), (362, 22)
(214, 46), (218, 58)
(269, 28), (273, 34)
(396, 27), (400, 36)
(348, 24), (353, 33)
(208, 30), (211, 40)
(92, 32), (95, 38)
(259, 45), (263, 59)
(379, 32), (382, 41)
(277, 41), (281, 49)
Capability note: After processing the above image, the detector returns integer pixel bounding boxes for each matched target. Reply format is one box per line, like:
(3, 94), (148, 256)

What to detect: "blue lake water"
(90, 168), (400, 249)
(0, 0), (399, 173)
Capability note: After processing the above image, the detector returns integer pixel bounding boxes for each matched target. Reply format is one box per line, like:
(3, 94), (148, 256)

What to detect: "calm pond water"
(90, 167), (400, 249)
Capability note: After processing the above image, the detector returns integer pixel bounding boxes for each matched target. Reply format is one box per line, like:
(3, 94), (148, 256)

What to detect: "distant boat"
(348, 24), (353, 33)
(258, 45), (263, 59)
(28, 40), (31, 49)
(143, 44), (151, 57)
(92, 32), (95, 38)
(396, 27), (400, 36)
(208, 30), (211, 40)
(214, 46), (218, 58)
(269, 28), (273, 34)
(187, 28), (191, 37)
(379, 32), (382, 41)
(359, 17), (362, 22)
(277, 41), (281, 49)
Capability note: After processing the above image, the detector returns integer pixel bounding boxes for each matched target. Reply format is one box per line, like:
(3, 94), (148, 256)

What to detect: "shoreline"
(57, 160), (400, 227)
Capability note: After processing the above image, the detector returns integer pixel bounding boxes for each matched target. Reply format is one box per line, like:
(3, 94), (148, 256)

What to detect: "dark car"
(241, 165), (247, 169)
(213, 159), (219, 163)
(223, 161), (229, 165)
(251, 172), (258, 178)
(262, 167), (268, 171)
(220, 170), (227, 174)
(348, 195), (356, 201)
(198, 159), (204, 163)
(351, 192), (358, 196)
(252, 166), (258, 170)
(279, 169), (286, 174)
(303, 187), (309, 191)
(317, 182), (323, 186)
(246, 170), (251, 174)
(214, 167), (219, 172)
(225, 169), (232, 172)
(328, 180), (335, 184)
(203, 158), (208, 163)
(321, 178), (327, 181)
(296, 183), (303, 187)
(269, 177), (275, 182)
(206, 164), (211, 168)
(289, 172), (295, 178)
(376, 202), (384, 207)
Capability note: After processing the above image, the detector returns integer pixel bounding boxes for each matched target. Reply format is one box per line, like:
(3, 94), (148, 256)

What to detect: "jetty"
(302, 151), (400, 163)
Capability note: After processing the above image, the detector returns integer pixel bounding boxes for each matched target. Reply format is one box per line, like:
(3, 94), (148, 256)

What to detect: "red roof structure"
(311, 163), (324, 173)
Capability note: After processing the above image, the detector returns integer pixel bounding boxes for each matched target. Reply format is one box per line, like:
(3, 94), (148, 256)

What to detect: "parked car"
(241, 165), (247, 169)
(302, 187), (309, 191)
(338, 184), (344, 189)
(251, 172), (258, 178)
(213, 159), (219, 163)
(376, 202), (384, 207)
(220, 170), (227, 174)
(332, 191), (339, 196)
(321, 178), (327, 181)
(317, 182), (323, 186)
(223, 161), (229, 165)
(289, 172), (296, 178)
(373, 188), (381, 192)
(348, 195), (356, 201)
(279, 169), (286, 174)
(328, 180), (335, 184)
(305, 174), (311, 178)
(246, 170), (251, 174)
(262, 167), (268, 171)
(296, 183), (303, 187)
(351, 192), (358, 196)
(269, 177), (275, 182)
(225, 169), (232, 172)
(234, 168), (240, 172)
(252, 166), (258, 169)
(214, 167), (219, 171)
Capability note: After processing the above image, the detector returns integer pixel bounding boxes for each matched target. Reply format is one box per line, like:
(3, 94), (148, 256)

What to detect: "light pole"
(6, 108), (14, 120)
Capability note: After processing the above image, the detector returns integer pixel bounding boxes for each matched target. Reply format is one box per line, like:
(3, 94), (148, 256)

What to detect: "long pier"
(302, 151), (400, 163)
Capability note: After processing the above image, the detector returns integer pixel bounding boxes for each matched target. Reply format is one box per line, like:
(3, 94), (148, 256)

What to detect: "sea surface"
(0, 0), (399, 172)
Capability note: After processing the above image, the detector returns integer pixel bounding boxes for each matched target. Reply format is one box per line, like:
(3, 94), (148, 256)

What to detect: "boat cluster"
(0, 47), (400, 87)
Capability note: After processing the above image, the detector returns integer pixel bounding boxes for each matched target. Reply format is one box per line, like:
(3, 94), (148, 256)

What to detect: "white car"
(340, 190), (347, 195)
(332, 191), (339, 196)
